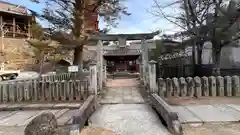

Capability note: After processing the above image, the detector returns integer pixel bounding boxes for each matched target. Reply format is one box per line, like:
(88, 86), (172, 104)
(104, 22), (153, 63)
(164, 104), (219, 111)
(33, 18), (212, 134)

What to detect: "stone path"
(0, 109), (79, 135)
(0, 102), (84, 135)
(171, 104), (240, 124)
(0, 107), (80, 127)
(89, 78), (170, 135)
(100, 87), (144, 104)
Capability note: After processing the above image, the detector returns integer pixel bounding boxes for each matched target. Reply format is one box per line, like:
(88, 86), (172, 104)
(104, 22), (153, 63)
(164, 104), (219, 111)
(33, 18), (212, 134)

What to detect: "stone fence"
(0, 79), (90, 103)
(157, 76), (240, 98)
(41, 73), (73, 81)
(0, 64), (100, 103)
(40, 72), (89, 81)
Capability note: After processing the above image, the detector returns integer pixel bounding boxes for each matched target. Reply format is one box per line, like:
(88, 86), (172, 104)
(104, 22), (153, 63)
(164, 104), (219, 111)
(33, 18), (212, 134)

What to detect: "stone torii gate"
(90, 31), (160, 89)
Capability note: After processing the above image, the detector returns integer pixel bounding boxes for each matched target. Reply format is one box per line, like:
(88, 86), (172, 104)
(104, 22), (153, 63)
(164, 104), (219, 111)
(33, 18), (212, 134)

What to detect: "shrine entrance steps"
(88, 78), (170, 135)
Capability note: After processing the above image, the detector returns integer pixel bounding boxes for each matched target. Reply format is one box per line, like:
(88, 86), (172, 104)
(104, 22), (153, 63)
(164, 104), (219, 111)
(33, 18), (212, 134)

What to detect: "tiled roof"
(103, 47), (141, 56)
(0, 1), (31, 16)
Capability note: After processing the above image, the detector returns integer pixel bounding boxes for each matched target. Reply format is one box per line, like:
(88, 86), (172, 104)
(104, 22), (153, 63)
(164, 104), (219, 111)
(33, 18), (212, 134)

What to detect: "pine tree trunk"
(73, 46), (83, 68)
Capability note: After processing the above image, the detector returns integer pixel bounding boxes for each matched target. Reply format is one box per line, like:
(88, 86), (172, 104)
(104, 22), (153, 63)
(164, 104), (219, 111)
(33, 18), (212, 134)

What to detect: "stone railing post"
(232, 76), (240, 96)
(89, 63), (98, 95)
(139, 63), (143, 82)
(148, 60), (157, 93)
(103, 64), (107, 86)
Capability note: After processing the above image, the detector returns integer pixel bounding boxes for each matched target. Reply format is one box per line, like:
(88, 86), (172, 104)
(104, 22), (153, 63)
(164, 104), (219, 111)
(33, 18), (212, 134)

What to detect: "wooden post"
(28, 19), (31, 39)
(13, 17), (15, 38)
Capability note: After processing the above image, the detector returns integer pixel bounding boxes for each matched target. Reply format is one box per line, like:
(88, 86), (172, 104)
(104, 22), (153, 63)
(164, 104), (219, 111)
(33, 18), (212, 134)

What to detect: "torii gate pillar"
(97, 40), (104, 90)
(141, 38), (149, 85)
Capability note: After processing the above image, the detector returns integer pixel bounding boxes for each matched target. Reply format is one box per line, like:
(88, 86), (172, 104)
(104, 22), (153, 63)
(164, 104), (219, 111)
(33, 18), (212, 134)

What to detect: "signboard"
(68, 65), (78, 72)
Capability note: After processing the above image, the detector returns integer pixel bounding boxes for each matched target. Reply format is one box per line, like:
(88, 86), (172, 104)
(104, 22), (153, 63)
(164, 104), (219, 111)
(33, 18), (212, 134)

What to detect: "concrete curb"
(150, 94), (183, 135)
(3, 96), (97, 135)
(72, 95), (97, 129)
(0, 103), (83, 111)
(57, 95), (97, 135)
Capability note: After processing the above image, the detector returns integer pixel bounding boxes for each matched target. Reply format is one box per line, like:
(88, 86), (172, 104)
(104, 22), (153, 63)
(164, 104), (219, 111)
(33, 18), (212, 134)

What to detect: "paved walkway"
(89, 78), (170, 135)
(171, 104), (240, 124)
(0, 103), (84, 135)
(171, 104), (240, 135)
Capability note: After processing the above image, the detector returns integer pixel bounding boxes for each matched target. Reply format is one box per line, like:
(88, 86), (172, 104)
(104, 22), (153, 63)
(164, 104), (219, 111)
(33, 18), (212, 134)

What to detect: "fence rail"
(41, 72), (89, 81)
(157, 75), (240, 98)
(0, 79), (89, 103)
(0, 71), (91, 103)
(157, 64), (240, 78)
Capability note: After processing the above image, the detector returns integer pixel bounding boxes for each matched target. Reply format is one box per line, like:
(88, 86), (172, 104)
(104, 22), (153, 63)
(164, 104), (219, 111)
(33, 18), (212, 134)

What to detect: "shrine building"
(0, 1), (36, 38)
(88, 31), (159, 74)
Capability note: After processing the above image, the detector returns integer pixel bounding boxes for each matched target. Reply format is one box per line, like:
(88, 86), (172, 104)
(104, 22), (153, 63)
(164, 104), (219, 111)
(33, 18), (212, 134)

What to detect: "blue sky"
(4, 0), (181, 35)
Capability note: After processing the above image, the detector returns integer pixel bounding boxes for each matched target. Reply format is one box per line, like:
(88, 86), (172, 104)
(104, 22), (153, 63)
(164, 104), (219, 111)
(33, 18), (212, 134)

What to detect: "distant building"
(0, 1), (36, 38)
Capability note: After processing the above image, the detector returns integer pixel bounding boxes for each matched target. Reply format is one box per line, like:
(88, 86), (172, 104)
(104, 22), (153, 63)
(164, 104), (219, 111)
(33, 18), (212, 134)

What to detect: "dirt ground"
(80, 127), (119, 135)
(165, 97), (240, 106)
(106, 78), (139, 88)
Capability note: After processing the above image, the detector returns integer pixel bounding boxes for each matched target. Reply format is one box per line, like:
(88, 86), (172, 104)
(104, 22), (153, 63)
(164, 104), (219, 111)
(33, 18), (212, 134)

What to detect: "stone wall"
(157, 76), (240, 98)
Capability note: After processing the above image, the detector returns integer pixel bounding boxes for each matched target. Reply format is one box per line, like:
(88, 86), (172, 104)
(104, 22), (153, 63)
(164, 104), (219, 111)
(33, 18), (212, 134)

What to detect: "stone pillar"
(97, 40), (103, 90)
(232, 76), (240, 96)
(148, 60), (157, 93)
(13, 17), (15, 38)
(144, 40), (149, 84)
(139, 63), (143, 81)
(118, 37), (126, 46)
(89, 63), (97, 95)
(103, 64), (107, 86)
(141, 40), (145, 83)
(141, 38), (148, 85)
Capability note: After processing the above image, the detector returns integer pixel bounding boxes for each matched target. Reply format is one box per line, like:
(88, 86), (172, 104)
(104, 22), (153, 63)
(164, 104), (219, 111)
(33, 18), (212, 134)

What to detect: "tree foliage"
(27, 23), (55, 74)
(149, 40), (163, 61)
(151, 0), (240, 75)
(29, 0), (130, 66)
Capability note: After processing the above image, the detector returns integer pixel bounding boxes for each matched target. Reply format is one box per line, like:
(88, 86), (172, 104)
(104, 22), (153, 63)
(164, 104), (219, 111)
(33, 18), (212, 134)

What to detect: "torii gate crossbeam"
(90, 31), (160, 89)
